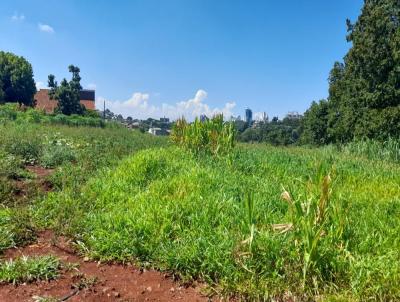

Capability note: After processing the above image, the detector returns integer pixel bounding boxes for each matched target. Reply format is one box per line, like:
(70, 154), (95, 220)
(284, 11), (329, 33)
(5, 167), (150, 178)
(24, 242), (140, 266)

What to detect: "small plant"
(242, 191), (255, 253)
(278, 170), (347, 289)
(32, 296), (58, 302)
(0, 255), (60, 284)
(72, 273), (97, 290)
(0, 208), (36, 252)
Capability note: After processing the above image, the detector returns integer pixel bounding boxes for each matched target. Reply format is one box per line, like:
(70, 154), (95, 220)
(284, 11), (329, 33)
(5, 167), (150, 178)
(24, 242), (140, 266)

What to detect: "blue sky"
(0, 0), (363, 120)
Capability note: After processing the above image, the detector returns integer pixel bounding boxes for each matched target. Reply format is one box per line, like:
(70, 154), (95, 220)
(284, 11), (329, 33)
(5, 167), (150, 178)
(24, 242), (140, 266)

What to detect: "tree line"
(301, 0), (400, 145)
(0, 51), (88, 115)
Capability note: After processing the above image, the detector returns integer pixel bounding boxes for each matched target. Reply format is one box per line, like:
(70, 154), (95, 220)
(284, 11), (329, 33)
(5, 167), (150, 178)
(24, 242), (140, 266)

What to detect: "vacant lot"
(36, 143), (400, 300)
(1, 112), (399, 301)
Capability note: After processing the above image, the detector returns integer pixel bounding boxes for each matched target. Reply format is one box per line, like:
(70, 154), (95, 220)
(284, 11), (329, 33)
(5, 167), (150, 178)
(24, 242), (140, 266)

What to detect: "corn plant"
(171, 114), (236, 156)
(277, 170), (347, 288)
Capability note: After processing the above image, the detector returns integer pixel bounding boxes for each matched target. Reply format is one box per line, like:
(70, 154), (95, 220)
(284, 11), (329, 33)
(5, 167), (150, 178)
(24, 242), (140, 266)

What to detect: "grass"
(0, 116), (168, 252)
(0, 106), (399, 300)
(0, 255), (60, 284)
(35, 144), (400, 300)
(339, 138), (400, 163)
(0, 103), (107, 128)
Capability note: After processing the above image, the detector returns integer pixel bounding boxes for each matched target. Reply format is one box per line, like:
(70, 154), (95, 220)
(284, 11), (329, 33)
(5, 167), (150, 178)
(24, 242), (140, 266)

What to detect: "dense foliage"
(302, 0), (400, 144)
(48, 65), (85, 115)
(237, 117), (301, 145)
(0, 51), (36, 106)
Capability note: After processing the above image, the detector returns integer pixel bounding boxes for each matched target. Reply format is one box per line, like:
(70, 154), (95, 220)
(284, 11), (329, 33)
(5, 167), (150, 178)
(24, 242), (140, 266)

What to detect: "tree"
(48, 65), (85, 115)
(301, 0), (400, 144)
(0, 51), (36, 106)
(326, 0), (400, 142)
(0, 79), (4, 104)
(301, 100), (329, 145)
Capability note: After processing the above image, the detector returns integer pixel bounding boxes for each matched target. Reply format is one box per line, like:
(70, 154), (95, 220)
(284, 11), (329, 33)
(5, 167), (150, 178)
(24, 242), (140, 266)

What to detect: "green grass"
(339, 138), (400, 163)
(35, 145), (400, 300)
(0, 255), (60, 284)
(1, 106), (399, 300)
(0, 119), (168, 252)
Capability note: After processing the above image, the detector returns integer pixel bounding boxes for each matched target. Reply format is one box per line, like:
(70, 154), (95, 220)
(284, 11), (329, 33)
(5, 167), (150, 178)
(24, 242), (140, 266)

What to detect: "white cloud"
(96, 89), (236, 120)
(36, 81), (47, 90)
(11, 13), (25, 22)
(87, 83), (97, 90)
(38, 23), (54, 33)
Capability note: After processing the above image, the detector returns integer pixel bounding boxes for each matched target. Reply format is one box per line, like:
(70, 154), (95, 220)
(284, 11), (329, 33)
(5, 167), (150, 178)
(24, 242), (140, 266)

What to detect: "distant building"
(286, 111), (302, 120)
(245, 108), (253, 125)
(148, 127), (168, 136)
(261, 112), (268, 123)
(127, 122), (140, 129)
(34, 89), (95, 113)
(160, 117), (170, 123)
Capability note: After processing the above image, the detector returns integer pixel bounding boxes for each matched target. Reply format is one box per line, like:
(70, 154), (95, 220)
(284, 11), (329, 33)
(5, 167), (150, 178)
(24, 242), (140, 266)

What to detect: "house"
(286, 111), (302, 120)
(160, 117), (170, 123)
(34, 89), (95, 113)
(148, 127), (168, 136)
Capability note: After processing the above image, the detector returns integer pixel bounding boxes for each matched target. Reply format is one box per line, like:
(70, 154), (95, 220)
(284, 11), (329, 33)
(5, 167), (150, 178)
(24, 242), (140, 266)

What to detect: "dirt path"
(0, 231), (210, 302)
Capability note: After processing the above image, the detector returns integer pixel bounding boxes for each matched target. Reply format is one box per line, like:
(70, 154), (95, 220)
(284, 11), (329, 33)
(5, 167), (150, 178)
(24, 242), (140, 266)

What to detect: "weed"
(0, 255), (60, 284)
(32, 296), (58, 302)
(71, 273), (97, 290)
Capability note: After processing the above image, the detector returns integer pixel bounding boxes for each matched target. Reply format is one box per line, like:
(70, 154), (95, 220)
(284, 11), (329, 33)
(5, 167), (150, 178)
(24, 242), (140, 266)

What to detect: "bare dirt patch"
(12, 166), (54, 201)
(0, 231), (210, 302)
(26, 165), (54, 192)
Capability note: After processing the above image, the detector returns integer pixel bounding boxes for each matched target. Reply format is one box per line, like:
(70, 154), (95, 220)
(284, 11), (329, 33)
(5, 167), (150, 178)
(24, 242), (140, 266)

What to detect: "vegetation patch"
(0, 256), (60, 284)
(35, 145), (400, 300)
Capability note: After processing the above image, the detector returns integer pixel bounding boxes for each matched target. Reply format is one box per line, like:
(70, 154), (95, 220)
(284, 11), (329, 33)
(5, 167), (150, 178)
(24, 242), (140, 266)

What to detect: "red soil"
(0, 231), (210, 302)
(26, 165), (54, 192)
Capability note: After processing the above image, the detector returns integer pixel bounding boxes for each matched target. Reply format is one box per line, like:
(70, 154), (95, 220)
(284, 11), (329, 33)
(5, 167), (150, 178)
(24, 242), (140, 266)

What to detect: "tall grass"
(171, 115), (235, 155)
(340, 138), (400, 162)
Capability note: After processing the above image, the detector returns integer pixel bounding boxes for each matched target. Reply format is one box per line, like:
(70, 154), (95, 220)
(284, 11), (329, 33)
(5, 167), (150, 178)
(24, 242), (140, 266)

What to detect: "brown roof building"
(34, 89), (95, 113)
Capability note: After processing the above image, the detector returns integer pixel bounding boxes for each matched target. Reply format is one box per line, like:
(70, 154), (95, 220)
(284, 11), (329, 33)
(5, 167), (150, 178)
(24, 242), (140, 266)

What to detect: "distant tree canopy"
(301, 100), (329, 145)
(0, 51), (36, 106)
(302, 0), (400, 144)
(238, 117), (302, 146)
(48, 65), (85, 115)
